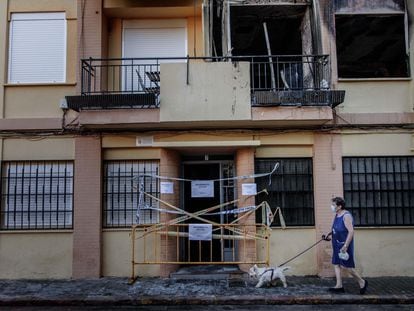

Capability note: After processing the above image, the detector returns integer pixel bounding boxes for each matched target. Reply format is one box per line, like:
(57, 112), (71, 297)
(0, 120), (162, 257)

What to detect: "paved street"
(2, 305), (414, 311)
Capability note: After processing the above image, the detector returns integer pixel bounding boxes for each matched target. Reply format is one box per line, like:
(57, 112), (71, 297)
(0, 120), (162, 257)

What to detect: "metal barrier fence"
(130, 223), (270, 282)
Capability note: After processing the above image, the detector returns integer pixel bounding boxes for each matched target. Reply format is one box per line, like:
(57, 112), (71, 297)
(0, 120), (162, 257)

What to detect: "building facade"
(0, 0), (413, 279)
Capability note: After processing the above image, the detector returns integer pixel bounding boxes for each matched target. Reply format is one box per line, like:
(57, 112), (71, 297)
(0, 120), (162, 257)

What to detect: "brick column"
(313, 133), (343, 277)
(72, 136), (102, 278)
(235, 148), (256, 271)
(159, 149), (181, 277)
(76, 0), (104, 93)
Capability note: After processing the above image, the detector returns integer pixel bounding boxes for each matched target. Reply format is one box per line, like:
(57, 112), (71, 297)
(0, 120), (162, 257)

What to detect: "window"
(255, 158), (314, 226)
(1, 161), (73, 230)
(8, 12), (66, 83)
(103, 160), (160, 228)
(343, 157), (414, 226)
(335, 14), (409, 78)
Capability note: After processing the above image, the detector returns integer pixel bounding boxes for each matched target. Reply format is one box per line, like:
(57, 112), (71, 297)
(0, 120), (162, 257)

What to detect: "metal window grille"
(0, 161), (73, 230)
(103, 160), (160, 228)
(343, 156), (414, 226)
(255, 158), (314, 226)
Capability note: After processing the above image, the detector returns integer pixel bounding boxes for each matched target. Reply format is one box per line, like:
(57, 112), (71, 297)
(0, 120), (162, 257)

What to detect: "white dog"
(248, 264), (291, 288)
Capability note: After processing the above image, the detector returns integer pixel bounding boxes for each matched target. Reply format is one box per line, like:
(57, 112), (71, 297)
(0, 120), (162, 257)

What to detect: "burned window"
(335, 14), (409, 78)
(230, 5), (305, 56)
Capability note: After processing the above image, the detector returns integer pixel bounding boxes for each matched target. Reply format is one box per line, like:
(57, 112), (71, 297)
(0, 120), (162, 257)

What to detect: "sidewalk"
(0, 276), (413, 306)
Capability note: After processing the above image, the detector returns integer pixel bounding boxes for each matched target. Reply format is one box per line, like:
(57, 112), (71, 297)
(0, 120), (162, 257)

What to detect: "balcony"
(65, 55), (345, 111)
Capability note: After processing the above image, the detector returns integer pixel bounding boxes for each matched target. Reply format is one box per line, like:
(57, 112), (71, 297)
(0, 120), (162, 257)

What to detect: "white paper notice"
(189, 224), (212, 241)
(191, 180), (214, 198)
(160, 182), (174, 194)
(242, 183), (257, 195)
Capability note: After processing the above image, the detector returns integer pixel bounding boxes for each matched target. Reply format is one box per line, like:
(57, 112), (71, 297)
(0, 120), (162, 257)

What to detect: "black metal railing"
(80, 55), (330, 95)
(68, 55), (344, 110)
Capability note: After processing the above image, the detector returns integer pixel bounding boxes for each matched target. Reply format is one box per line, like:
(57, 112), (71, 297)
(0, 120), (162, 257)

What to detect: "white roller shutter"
(8, 12), (66, 83)
(123, 27), (187, 59)
(123, 19), (187, 58)
(122, 20), (187, 91)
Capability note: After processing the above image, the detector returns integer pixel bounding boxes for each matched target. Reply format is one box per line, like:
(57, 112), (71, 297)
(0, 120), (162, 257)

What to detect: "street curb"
(0, 294), (413, 306)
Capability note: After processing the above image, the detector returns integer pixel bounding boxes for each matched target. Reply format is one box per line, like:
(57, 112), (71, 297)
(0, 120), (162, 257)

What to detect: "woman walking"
(329, 197), (368, 294)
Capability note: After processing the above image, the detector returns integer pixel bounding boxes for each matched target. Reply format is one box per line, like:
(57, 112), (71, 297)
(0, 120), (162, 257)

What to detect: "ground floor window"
(255, 158), (314, 226)
(0, 161), (73, 230)
(343, 156), (414, 226)
(103, 160), (159, 228)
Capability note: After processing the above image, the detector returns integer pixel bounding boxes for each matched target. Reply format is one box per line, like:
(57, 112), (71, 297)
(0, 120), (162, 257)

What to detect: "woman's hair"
(332, 197), (346, 210)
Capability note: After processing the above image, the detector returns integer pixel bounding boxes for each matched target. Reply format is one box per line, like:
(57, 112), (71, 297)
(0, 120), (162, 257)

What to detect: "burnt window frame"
(103, 160), (160, 228)
(334, 10), (410, 79)
(255, 158), (315, 227)
(0, 161), (74, 230)
(343, 156), (414, 227)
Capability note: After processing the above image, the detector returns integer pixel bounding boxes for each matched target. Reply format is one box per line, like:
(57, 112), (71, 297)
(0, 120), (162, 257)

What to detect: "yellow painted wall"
(5, 0), (77, 118)
(263, 229), (317, 276)
(337, 81), (412, 113)
(104, 148), (161, 160)
(103, 0), (202, 19)
(8, 0), (76, 18)
(103, 230), (160, 277)
(355, 229), (414, 277)
(258, 132), (314, 146)
(3, 137), (75, 160)
(342, 132), (413, 156)
(7, 1), (77, 83)
(187, 16), (203, 57)
(0, 232), (72, 278)
(255, 146), (313, 158)
(266, 228), (414, 277)
(160, 61), (251, 122)
(4, 86), (76, 118)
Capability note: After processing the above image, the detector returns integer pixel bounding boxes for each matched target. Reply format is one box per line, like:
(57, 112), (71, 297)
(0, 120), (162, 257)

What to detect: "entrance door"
(182, 161), (235, 262)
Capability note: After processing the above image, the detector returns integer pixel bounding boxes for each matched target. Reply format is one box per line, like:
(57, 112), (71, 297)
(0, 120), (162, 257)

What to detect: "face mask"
(330, 204), (337, 213)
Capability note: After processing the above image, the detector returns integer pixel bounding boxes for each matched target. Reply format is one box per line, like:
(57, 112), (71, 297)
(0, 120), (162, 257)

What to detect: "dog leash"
(260, 268), (275, 279)
(278, 232), (332, 267)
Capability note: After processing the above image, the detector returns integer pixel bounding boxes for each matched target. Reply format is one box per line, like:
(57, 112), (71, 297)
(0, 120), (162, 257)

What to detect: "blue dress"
(331, 211), (355, 268)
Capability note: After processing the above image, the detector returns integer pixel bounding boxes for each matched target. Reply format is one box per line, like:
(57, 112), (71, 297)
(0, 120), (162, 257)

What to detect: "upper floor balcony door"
(122, 19), (188, 93)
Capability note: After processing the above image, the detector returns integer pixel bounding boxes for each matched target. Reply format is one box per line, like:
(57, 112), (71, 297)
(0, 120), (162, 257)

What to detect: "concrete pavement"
(0, 275), (413, 307)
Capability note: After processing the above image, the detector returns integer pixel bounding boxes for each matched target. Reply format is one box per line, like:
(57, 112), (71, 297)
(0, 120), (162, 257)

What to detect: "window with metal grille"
(255, 158), (314, 226)
(1, 161), (73, 230)
(343, 157), (414, 226)
(103, 160), (160, 228)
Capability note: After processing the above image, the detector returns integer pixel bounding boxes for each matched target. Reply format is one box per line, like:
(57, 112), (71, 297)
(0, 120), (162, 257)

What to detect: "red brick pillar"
(73, 136), (102, 278)
(313, 133), (343, 277)
(236, 148), (256, 271)
(159, 149), (180, 277)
